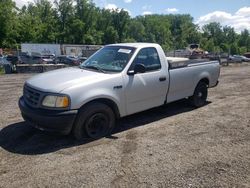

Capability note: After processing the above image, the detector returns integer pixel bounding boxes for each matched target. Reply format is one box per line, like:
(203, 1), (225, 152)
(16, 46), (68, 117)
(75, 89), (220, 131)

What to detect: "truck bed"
(166, 57), (220, 103)
(167, 57), (214, 69)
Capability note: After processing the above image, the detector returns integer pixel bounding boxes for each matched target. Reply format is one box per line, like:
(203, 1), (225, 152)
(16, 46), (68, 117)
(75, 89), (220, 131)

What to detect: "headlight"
(42, 95), (70, 108)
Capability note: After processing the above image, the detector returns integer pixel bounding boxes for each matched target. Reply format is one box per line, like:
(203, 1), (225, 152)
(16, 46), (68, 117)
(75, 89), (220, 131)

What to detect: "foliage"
(0, 0), (249, 55)
(0, 67), (4, 74)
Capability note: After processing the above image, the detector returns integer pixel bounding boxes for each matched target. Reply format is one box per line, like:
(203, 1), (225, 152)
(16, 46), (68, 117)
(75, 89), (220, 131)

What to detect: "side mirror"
(128, 63), (146, 75)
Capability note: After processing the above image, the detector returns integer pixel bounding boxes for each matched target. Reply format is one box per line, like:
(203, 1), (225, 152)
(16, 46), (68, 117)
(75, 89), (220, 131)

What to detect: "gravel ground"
(0, 64), (249, 188)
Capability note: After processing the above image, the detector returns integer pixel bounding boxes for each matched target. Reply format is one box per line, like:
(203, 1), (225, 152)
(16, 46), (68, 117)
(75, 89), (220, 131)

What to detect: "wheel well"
(199, 78), (209, 87)
(80, 98), (120, 119)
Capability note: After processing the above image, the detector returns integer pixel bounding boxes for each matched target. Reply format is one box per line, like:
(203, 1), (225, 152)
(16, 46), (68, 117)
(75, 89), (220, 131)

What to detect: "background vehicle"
(39, 55), (55, 64)
(18, 53), (55, 64)
(6, 55), (18, 65)
(19, 43), (220, 140)
(78, 56), (88, 63)
(55, 55), (81, 66)
(0, 57), (9, 65)
(228, 55), (250, 62)
(0, 56), (13, 73)
(241, 55), (250, 62)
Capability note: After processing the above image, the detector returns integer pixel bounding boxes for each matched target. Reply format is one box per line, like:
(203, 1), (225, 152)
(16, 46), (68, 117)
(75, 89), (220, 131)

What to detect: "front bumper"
(19, 96), (78, 134)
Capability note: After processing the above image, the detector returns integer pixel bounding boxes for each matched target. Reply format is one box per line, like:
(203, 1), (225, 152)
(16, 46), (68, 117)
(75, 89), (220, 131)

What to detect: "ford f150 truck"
(19, 43), (220, 140)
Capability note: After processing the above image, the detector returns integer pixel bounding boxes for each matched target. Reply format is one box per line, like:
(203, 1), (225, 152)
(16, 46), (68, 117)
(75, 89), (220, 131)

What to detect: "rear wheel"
(73, 102), (115, 140)
(189, 81), (208, 107)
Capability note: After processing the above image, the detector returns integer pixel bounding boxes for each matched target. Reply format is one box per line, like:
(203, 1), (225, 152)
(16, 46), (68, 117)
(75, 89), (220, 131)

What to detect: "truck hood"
(26, 67), (112, 92)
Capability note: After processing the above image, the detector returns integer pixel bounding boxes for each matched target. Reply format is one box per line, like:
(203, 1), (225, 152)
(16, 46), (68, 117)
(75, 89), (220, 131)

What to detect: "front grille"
(23, 84), (42, 108)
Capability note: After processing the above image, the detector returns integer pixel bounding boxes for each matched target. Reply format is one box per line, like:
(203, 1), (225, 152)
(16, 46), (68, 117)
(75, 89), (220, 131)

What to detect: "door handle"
(159, 77), (166, 82)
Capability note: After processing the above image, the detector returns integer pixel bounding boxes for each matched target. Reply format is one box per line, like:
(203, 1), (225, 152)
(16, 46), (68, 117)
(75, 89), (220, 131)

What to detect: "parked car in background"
(55, 55), (81, 66)
(0, 57), (9, 66)
(0, 56), (13, 73)
(19, 53), (55, 64)
(6, 55), (19, 65)
(39, 55), (56, 64)
(18, 52), (31, 64)
(78, 56), (88, 63)
(229, 55), (250, 62)
(241, 55), (250, 62)
(244, 52), (250, 58)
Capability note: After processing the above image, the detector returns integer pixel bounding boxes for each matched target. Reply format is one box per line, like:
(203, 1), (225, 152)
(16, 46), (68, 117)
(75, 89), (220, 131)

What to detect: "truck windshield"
(80, 46), (136, 73)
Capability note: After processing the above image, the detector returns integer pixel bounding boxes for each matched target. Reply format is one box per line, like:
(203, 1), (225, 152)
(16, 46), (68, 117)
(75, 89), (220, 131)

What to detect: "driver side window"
(131, 47), (161, 72)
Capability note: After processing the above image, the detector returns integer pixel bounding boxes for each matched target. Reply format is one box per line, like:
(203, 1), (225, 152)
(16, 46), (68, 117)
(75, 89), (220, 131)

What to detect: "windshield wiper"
(81, 65), (106, 73)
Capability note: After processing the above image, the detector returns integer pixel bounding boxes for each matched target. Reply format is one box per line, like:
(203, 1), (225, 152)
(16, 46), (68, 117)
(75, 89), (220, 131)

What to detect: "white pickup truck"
(19, 43), (220, 139)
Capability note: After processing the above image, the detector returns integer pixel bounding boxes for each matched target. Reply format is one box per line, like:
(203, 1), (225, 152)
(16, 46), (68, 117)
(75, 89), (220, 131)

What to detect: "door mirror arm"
(127, 70), (135, 75)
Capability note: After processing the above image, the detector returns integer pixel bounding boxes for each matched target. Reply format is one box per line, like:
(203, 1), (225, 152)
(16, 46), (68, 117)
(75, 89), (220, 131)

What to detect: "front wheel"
(73, 102), (115, 140)
(189, 82), (208, 107)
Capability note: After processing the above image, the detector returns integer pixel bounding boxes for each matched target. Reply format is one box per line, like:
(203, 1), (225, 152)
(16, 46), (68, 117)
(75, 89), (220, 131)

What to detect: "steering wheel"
(111, 60), (125, 68)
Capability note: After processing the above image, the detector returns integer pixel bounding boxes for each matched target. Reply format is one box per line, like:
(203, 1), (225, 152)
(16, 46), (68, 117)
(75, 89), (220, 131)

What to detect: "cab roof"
(107, 43), (160, 49)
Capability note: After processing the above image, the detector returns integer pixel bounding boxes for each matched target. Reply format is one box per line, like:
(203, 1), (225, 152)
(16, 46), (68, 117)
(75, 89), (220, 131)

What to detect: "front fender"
(78, 93), (124, 117)
(64, 86), (126, 117)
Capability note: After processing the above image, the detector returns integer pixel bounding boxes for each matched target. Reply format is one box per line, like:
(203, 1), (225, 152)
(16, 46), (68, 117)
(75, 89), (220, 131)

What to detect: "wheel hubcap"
(198, 92), (203, 97)
(85, 113), (109, 138)
(195, 86), (207, 106)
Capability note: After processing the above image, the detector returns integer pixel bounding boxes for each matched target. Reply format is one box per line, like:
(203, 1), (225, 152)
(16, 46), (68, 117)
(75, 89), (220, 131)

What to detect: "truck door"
(124, 47), (169, 115)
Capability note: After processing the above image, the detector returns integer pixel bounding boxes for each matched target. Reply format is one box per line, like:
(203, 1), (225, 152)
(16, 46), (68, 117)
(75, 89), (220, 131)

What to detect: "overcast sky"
(15, 0), (250, 33)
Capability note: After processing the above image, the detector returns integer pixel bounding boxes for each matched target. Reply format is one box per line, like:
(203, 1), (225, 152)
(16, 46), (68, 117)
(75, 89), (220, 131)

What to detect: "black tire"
(73, 102), (115, 140)
(189, 81), (208, 107)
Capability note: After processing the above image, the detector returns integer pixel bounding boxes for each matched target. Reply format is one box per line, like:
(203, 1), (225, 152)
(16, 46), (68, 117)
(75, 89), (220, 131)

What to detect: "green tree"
(168, 14), (199, 49)
(231, 42), (239, 55)
(67, 19), (84, 44)
(0, 0), (249, 52)
(222, 26), (237, 54)
(54, 0), (74, 43)
(202, 22), (223, 44)
(127, 19), (146, 42)
(0, 0), (18, 47)
(238, 29), (250, 52)
(136, 15), (171, 49)
(35, 0), (57, 43)
(103, 26), (118, 44)
(200, 38), (215, 52)
(111, 9), (130, 42)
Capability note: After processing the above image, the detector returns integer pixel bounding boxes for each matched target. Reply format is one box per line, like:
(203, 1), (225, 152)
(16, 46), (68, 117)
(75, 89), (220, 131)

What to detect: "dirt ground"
(0, 64), (249, 188)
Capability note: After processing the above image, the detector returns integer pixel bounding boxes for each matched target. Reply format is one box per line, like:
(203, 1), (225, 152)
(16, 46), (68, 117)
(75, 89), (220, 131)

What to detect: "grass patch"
(0, 67), (5, 75)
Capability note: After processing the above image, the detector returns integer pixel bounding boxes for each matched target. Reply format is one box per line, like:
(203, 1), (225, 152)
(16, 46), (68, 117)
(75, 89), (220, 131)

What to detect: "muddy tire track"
(111, 130), (140, 187)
